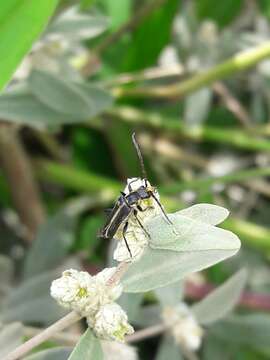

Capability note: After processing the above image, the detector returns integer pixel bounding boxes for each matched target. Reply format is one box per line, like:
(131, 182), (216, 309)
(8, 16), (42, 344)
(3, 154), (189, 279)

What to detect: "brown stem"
(0, 124), (45, 241)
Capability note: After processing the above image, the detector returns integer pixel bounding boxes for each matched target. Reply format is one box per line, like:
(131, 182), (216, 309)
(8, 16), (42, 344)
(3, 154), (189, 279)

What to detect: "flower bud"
(92, 303), (134, 342)
(162, 303), (203, 351)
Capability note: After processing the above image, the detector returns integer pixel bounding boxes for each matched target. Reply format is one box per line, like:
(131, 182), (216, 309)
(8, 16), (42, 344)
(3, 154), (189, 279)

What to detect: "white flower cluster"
(113, 178), (162, 263)
(50, 268), (134, 341)
(102, 340), (138, 360)
(162, 303), (203, 351)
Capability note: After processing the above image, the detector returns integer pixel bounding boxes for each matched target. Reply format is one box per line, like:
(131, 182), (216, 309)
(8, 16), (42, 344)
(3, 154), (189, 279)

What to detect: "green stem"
(106, 106), (270, 152)
(223, 218), (270, 252)
(160, 167), (270, 194)
(35, 159), (121, 194)
(114, 41), (270, 98)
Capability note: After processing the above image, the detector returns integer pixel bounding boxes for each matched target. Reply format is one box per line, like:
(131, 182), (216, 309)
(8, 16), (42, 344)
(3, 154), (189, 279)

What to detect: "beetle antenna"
(132, 132), (147, 179)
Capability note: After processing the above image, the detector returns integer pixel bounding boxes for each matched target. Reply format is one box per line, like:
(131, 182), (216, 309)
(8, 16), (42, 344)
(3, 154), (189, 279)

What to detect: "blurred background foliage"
(2, 0), (270, 359)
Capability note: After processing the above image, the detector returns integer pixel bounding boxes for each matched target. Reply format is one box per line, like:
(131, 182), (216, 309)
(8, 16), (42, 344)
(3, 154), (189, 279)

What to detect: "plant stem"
(160, 167), (270, 194)
(127, 323), (165, 343)
(105, 106), (270, 152)
(3, 311), (81, 360)
(35, 159), (121, 194)
(114, 41), (270, 99)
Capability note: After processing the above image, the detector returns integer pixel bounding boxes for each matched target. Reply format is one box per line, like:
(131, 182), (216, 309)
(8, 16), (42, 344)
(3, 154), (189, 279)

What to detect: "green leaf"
(122, 0), (179, 71)
(132, 305), (161, 327)
(0, 81), (113, 127)
(0, 87), (77, 128)
(117, 292), (143, 323)
(155, 335), (183, 360)
(148, 213), (240, 252)
(192, 269), (247, 325)
(68, 329), (103, 360)
(24, 197), (91, 278)
(29, 70), (93, 118)
(0, 271), (67, 325)
(122, 247), (239, 293)
(195, 0), (244, 27)
(155, 282), (183, 307)
(0, 0), (58, 91)
(176, 203), (229, 225)
(0, 323), (23, 357)
(48, 7), (109, 40)
(24, 347), (72, 360)
(209, 314), (270, 349)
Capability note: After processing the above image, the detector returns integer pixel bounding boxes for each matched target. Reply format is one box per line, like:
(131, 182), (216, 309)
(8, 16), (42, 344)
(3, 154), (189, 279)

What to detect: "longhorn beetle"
(100, 133), (172, 257)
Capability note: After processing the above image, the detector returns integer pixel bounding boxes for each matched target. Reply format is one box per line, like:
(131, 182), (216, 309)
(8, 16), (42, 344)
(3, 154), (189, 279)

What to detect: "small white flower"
(92, 303), (134, 342)
(162, 303), (203, 351)
(50, 269), (92, 311)
(102, 341), (138, 360)
(50, 268), (122, 318)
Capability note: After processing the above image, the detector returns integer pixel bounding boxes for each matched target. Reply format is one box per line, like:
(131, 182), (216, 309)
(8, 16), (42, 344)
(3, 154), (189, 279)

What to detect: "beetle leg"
(133, 209), (151, 238)
(122, 221), (132, 258)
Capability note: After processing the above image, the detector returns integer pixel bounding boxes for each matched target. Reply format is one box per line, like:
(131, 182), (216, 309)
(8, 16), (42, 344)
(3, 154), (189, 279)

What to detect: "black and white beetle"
(100, 133), (172, 257)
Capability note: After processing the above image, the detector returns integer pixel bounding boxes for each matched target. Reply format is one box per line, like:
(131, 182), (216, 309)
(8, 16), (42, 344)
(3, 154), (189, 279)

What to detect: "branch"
(106, 106), (270, 152)
(113, 41), (270, 99)
(3, 311), (81, 360)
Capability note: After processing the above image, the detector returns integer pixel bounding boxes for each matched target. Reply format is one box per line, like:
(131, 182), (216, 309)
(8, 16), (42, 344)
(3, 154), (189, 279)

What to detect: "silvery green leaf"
(1, 271), (67, 324)
(48, 6), (108, 40)
(24, 347), (72, 360)
(0, 255), (13, 300)
(68, 329), (103, 360)
(29, 70), (93, 118)
(24, 197), (91, 279)
(0, 89), (77, 128)
(209, 314), (270, 349)
(0, 323), (23, 357)
(132, 305), (161, 327)
(76, 83), (113, 118)
(122, 247), (239, 293)
(155, 281), (183, 307)
(117, 293), (143, 323)
(175, 203), (229, 225)
(184, 88), (212, 126)
(192, 269), (247, 325)
(155, 335), (183, 360)
(202, 335), (232, 360)
(148, 213), (240, 253)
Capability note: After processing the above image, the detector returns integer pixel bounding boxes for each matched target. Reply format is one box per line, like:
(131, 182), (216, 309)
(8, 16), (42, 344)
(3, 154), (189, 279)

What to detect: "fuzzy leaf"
(68, 329), (103, 360)
(192, 269), (247, 325)
(24, 197), (91, 279)
(155, 282), (183, 307)
(148, 213), (240, 252)
(122, 247), (239, 293)
(29, 70), (93, 118)
(175, 203), (229, 225)
(155, 335), (183, 360)
(0, 271), (67, 325)
(48, 7), (108, 40)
